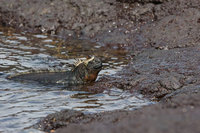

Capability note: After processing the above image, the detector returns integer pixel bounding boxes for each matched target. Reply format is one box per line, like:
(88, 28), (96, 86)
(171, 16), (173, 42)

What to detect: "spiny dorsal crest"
(74, 58), (84, 67)
(74, 56), (95, 67)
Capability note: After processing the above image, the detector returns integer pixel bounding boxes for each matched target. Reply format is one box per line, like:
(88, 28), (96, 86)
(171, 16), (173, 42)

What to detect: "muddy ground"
(0, 0), (200, 133)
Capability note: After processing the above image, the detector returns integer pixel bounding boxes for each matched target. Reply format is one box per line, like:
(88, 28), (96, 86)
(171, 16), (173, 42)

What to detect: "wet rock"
(162, 85), (200, 103)
(55, 27), (76, 38)
(34, 109), (131, 132)
(159, 76), (181, 90)
(0, 0), (199, 47)
(0, 0), (156, 44)
(163, 89), (200, 108)
(34, 109), (84, 132)
(141, 8), (200, 49)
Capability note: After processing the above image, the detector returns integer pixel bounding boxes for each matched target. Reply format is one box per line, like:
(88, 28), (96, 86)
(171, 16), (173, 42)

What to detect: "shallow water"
(0, 27), (153, 133)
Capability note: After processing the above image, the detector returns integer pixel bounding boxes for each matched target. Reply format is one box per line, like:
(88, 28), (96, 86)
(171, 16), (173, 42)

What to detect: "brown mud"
(0, 0), (200, 133)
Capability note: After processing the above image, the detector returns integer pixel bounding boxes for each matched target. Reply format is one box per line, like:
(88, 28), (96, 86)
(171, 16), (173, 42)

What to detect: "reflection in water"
(0, 27), (153, 133)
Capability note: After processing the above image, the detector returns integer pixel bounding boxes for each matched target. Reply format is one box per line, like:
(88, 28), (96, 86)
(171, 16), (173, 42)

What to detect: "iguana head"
(73, 56), (102, 83)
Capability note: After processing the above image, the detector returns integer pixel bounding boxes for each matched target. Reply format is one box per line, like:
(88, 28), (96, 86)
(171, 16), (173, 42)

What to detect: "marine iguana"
(7, 56), (102, 86)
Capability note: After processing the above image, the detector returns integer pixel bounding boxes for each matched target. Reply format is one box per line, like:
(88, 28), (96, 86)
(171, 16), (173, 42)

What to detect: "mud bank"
(0, 0), (200, 133)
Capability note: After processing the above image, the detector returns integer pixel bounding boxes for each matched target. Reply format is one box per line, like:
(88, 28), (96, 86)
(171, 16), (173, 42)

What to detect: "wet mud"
(0, 0), (200, 133)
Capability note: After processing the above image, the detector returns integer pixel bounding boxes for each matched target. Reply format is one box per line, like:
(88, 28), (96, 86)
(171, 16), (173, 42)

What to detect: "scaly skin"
(7, 56), (102, 86)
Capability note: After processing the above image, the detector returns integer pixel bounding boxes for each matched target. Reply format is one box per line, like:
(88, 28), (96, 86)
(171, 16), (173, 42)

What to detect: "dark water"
(0, 27), (153, 133)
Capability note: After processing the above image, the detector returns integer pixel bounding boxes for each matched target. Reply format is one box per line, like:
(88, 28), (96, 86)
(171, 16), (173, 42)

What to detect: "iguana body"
(7, 56), (102, 86)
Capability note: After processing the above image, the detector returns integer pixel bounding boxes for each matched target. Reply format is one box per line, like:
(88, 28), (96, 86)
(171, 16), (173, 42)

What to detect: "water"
(0, 27), (153, 133)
